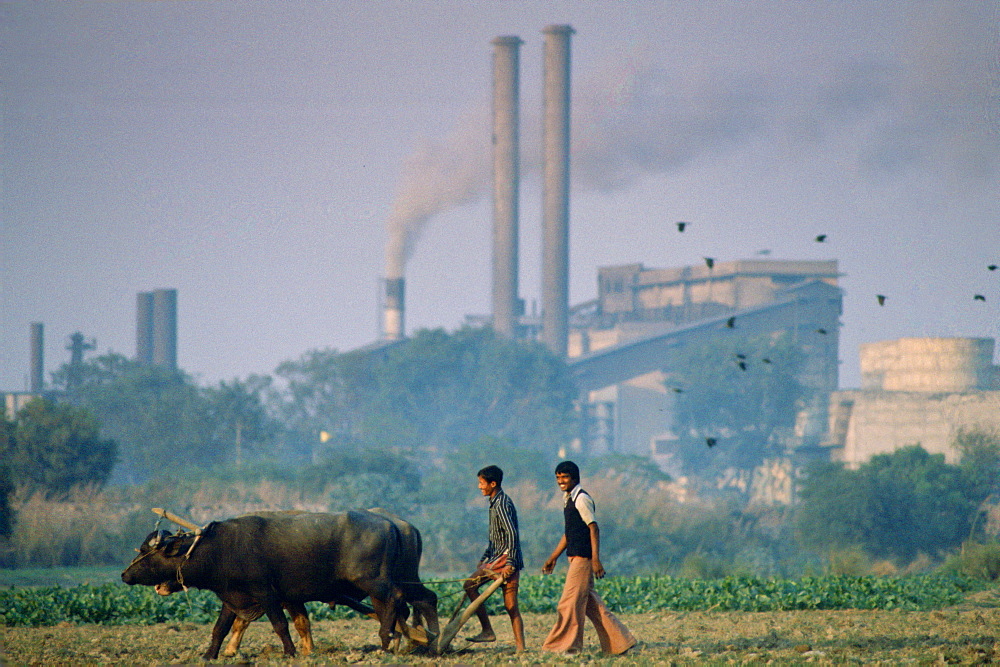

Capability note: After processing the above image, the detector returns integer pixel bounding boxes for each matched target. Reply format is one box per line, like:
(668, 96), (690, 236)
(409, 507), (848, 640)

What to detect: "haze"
(2, 1), (997, 391)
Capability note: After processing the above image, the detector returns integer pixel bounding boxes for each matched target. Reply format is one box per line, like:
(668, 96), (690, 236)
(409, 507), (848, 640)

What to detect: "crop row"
(0, 574), (979, 627)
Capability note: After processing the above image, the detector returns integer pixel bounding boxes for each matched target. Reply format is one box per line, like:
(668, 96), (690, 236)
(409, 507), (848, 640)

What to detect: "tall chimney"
(383, 277), (405, 341)
(152, 288), (177, 368)
(136, 291), (154, 364)
(491, 36), (523, 338)
(541, 24), (574, 356)
(29, 322), (44, 391)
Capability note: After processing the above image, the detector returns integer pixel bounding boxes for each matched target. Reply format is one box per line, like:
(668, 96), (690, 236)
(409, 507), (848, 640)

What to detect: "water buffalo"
(220, 508), (438, 656)
(122, 510), (407, 659)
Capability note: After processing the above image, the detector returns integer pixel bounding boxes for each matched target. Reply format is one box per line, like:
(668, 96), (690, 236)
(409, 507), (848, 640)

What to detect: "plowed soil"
(4, 592), (1000, 665)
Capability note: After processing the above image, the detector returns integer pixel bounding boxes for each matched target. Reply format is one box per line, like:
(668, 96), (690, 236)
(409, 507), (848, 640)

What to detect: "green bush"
(940, 541), (1000, 581)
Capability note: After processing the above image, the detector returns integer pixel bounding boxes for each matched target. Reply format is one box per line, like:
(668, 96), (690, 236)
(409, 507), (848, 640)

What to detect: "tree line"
(2, 326), (998, 570)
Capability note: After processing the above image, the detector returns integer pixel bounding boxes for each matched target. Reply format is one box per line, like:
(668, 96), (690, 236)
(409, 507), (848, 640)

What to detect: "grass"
(0, 565), (124, 588)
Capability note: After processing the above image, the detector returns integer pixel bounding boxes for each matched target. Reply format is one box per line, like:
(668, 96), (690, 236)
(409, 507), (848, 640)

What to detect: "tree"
(1, 398), (117, 494)
(273, 327), (579, 458)
(795, 445), (980, 562)
(202, 376), (281, 466)
(54, 354), (218, 483)
(669, 333), (806, 475)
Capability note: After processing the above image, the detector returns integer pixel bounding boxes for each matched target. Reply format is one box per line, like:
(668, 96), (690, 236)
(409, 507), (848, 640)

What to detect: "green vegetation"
(0, 573), (980, 627)
(795, 445), (989, 562)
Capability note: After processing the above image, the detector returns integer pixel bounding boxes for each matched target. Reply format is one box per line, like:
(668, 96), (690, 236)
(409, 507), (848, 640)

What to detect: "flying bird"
(877, 294), (887, 306)
(672, 387), (684, 393)
(737, 361), (748, 371)
(974, 294), (986, 302)
(816, 328), (828, 335)
(735, 353), (747, 360)
(989, 265), (997, 271)
(756, 249), (772, 256)
(726, 316), (736, 328)
(706, 437), (717, 448)
(704, 257), (715, 269)
(676, 221), (689, 232)
(762, 358), (772, 364)
(815, 234), (827, 242)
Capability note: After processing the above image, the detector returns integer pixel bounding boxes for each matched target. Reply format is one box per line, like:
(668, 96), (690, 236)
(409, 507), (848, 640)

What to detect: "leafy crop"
(1, 573), (980, 628)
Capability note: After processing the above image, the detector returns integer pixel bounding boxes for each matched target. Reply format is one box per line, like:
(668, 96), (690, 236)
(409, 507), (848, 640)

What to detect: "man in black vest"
(541, 460), (636, 655)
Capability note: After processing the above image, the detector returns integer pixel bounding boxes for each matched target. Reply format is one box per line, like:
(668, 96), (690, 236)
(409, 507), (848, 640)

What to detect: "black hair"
(478, 465), (503, 486)
(554, 460), (580, 482)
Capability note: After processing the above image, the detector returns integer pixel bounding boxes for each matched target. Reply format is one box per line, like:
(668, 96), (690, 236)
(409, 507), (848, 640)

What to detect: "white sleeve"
(575, 492), (596, 525)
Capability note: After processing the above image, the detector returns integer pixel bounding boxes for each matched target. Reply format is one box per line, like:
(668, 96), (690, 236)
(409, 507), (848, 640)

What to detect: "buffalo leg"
(369, 596), (400, 651)
(223, 614), (250, 656)
(287, 602), (313, 655)
(223, 602), (311, 656)
(263, 600), (297, 657)
(205, 604), (238, 660)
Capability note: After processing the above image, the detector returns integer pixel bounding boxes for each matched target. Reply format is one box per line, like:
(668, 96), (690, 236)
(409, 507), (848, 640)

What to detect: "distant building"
(824, 337), (1000, 466)
(565, 259), (843, 460)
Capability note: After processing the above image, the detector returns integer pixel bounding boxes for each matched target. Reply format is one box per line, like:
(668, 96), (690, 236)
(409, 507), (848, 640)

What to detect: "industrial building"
(825, 337), (1000, 467)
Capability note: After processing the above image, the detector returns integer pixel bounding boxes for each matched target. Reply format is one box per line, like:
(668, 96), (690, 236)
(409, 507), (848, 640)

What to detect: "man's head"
(554, 460), (579, 493)
(478, 464), (503, 497)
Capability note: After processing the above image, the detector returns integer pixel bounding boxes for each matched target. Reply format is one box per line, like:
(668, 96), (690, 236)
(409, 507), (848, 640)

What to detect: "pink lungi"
(541, 556), (636, 655)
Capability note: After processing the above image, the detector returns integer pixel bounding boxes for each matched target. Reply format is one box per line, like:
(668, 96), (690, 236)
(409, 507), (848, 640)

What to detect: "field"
(2, 574), (999, 665)
(4, 594), (1000, 665)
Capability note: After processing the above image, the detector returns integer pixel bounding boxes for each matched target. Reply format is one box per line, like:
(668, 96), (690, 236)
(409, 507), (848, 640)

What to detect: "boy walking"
(463, 464), (526, 652)
(541, 460), (636, 655)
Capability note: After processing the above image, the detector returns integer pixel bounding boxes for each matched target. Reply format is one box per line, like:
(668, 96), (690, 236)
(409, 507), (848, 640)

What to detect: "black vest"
(564, 489), (593, 558)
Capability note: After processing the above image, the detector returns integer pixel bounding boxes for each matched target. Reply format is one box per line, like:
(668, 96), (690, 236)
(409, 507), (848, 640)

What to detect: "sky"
(2, 0), (998, 392)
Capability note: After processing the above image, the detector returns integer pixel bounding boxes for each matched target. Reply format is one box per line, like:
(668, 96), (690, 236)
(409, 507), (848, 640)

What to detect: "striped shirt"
(481, 488), (524, 571)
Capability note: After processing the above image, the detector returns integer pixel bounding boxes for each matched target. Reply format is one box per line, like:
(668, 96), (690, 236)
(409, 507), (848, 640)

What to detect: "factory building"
(565, 258), (843, 462)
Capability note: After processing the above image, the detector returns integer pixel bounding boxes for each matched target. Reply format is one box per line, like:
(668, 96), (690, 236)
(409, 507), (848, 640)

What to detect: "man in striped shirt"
(462, 464), (525, 652)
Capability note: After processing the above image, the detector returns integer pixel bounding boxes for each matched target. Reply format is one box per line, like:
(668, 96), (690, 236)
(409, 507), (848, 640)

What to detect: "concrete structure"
(137, 288), (178, 368)
(491, 35), (523, 338)
(29, 322), (44, 392)
(540, 24), (574, 356)
(825, 337), (1000, 466)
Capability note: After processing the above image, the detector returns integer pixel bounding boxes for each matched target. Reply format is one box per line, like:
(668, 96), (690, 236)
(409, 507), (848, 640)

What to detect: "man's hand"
(542, 557), (557, 575)
(592, 558), (605, 579)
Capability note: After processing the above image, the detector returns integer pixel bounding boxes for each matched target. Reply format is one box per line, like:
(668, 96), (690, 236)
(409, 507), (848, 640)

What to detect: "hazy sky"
(3, 1), (998, 392)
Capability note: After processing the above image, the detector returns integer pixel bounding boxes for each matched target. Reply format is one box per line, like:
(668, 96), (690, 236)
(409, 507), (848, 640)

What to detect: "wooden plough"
(435, 573), (506, 653)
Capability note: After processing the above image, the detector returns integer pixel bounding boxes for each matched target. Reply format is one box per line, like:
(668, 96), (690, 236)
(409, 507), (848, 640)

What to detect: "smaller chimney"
(383, 277), (405, 341)
(29, 322), (44, 391)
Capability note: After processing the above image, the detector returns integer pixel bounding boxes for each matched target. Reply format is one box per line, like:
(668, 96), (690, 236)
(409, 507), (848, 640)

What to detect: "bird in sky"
(816, 328), (828, 335)
(762, 358), (772, 364)
(726, 316), (736, 328)
(735, 353), (747, 360)
(974, 294), (986, 302)
(672, 387), (684, 393)
(756, 249), (772, 256)
(737, 361), (748, 371)
(676, 221), (689, 232)
(704, 257), (715, 269)
(815, 234), (827, 242)
(877, 294), (887, 306)
(989, 265), (997, 271)
(706, 437), (717, 448)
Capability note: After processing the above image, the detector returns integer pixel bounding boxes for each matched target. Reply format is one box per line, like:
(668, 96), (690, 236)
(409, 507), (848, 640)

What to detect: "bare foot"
(465, 632), (497, 643)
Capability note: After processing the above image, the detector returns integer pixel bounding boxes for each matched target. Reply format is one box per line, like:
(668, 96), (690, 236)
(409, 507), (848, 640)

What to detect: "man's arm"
(588, 522), (605, 579)
(542, 534), (567, 574)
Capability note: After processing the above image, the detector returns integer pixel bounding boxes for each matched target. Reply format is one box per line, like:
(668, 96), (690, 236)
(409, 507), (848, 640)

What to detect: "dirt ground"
(4, 591), (1000, 665)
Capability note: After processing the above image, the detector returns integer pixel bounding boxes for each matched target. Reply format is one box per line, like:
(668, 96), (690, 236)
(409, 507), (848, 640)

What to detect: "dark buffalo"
(220, 508), (438, 656)
(122, 510), (407, 658)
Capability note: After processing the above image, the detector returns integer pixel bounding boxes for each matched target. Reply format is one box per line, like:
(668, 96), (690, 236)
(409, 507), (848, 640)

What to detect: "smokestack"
(29, 322), (44, 391)
(383, 277), (405, 341)
(136, 291), (154, 364)
(541, 24), (574, 356)
(152, 288), (177, 368)
(491, 35), (523, 338)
